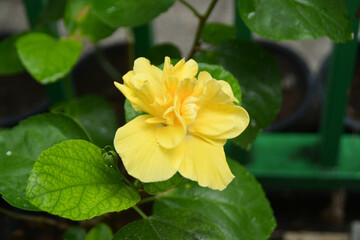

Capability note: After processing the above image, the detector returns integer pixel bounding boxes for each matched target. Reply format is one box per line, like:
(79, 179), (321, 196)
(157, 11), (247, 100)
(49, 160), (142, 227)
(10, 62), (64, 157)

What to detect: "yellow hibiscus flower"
(114, 57), (249, 190)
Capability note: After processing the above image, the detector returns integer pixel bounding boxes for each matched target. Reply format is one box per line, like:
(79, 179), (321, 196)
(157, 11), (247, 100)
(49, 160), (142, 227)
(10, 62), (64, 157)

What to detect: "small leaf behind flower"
(201, 23), (236, 45)
(124, 99), (145, 123)
(144, 173), (183, 195)
(27, 139), (140, 220)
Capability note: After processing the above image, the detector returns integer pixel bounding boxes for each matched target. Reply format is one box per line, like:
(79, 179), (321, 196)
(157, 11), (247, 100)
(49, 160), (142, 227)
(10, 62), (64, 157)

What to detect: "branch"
(187, 0), (218, 59)
(0, 207), (70, 230)
(178, 0), (202, 18)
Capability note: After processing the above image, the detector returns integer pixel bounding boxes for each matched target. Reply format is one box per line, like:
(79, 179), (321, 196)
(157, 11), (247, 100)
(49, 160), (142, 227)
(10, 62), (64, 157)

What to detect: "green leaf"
(154, 159), (276, 240)
(113, 208), (225, 240)
(85, 223), (113, 240)
(64, 226), (86, 240)
(146, 43), (182, 66)
(65, 0), (115, 42)
(238, 0), (353, 42)
(194, 51), (220, 65)
(201, 23), (236, 45)
(39, 0), (68, 22)
(124, 99), (145, 123)
(198, 63), (242, 104)
(144, 173), (183, 195)
(16, 33), (82, 84)
(92, 0), (176, 27)
(215, 39), (281, 150)
(0, 113), (89, 211)
(27, 139), (140, 220)
(51, 95), (117, 147)
(0, 34), (25, 75)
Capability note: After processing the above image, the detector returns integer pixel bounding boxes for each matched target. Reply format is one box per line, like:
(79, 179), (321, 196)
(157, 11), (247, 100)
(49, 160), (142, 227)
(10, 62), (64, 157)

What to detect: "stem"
(178, 0), (201, 18)
(95, 44), (122, 82)
(125, 28), (135, 68)
(132, 206), (148, 219)
(138, 196), (157, 205)
(187, 0), (218, 59)
(0, 207), (70, 230)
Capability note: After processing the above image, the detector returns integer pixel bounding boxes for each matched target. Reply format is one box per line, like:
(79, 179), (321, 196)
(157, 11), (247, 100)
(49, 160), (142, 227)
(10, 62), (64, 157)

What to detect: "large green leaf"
(16, 33), (82, 84)
(113, 209), (225, 240)
(85, 223), (113, 240)
(154, 159), (276, 240)
(92, 0), (176, 27)
(144, 173), (183, 195)
(238, 0), (352, 42)
(27, 139), (140, 220)
(0, 34), (25, 75)
(198, 63), (242, 104)
(51, 95), (117, 147)
(0, 113), (89, 211)
(201, 23), (236, 45)
(215, 40), (281, 150)
(65, 0), (115, 42)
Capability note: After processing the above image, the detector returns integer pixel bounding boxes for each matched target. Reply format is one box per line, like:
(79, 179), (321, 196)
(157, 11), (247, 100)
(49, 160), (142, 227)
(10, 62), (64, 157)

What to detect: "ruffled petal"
(218, 80), (239, 103)
(174, 58), (198, 81)
(133, 57), (162, 83)
(114, 115), (183, 182)
(188, 103), (249, 140)
(178, 135), (234, 190)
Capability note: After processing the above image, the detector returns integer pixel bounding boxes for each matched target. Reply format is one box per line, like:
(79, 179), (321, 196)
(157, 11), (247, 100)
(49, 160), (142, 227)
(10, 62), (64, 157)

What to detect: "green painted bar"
(133, 23), (154, 58)
(319, 0), (359, 167)
(234, 0), (251, 41)
(23, 0), (74, 104)
(227, 133), (360, 190)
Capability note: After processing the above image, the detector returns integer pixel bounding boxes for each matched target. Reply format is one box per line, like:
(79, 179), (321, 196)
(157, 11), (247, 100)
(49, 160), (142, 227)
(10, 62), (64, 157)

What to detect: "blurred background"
(1, 0), (360, 239)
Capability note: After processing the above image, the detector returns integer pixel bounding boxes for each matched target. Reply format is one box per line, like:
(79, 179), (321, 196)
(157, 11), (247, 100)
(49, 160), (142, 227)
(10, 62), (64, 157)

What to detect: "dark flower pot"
(0, 33), (48, 128)
(258, 42), (314, 132)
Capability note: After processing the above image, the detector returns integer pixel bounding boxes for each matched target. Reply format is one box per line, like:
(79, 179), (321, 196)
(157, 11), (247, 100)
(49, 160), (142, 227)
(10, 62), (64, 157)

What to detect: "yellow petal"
(114, 115), (182, 182)
(114, 82), (144, 112)
(174, 58), (198, 81)
(133, 57), (162, 82)
(218, 80), (239, 103)
(188, 103), (249, 140)
(156, 123), (186, 149)
(178, 135), (234, 190)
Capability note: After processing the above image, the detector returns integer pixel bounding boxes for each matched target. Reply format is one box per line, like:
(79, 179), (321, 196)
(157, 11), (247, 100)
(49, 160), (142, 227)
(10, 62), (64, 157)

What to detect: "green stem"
(125, 28), (135, 69)
(138, 196), (157, 205)
(132, 206), (148, 219)
(0, 207), (70, 230)
(178, 0), (202, 18)
(187, 0), (218, 59)
(95, 44), (122, 82)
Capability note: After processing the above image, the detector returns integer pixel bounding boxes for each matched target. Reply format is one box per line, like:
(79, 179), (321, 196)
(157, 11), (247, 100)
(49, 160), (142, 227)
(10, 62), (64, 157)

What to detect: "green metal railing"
(230, 0), (360, 190)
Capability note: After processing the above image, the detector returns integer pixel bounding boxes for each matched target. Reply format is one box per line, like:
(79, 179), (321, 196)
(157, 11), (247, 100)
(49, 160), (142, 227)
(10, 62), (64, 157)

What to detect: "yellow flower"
(114, 57), (249, 190)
